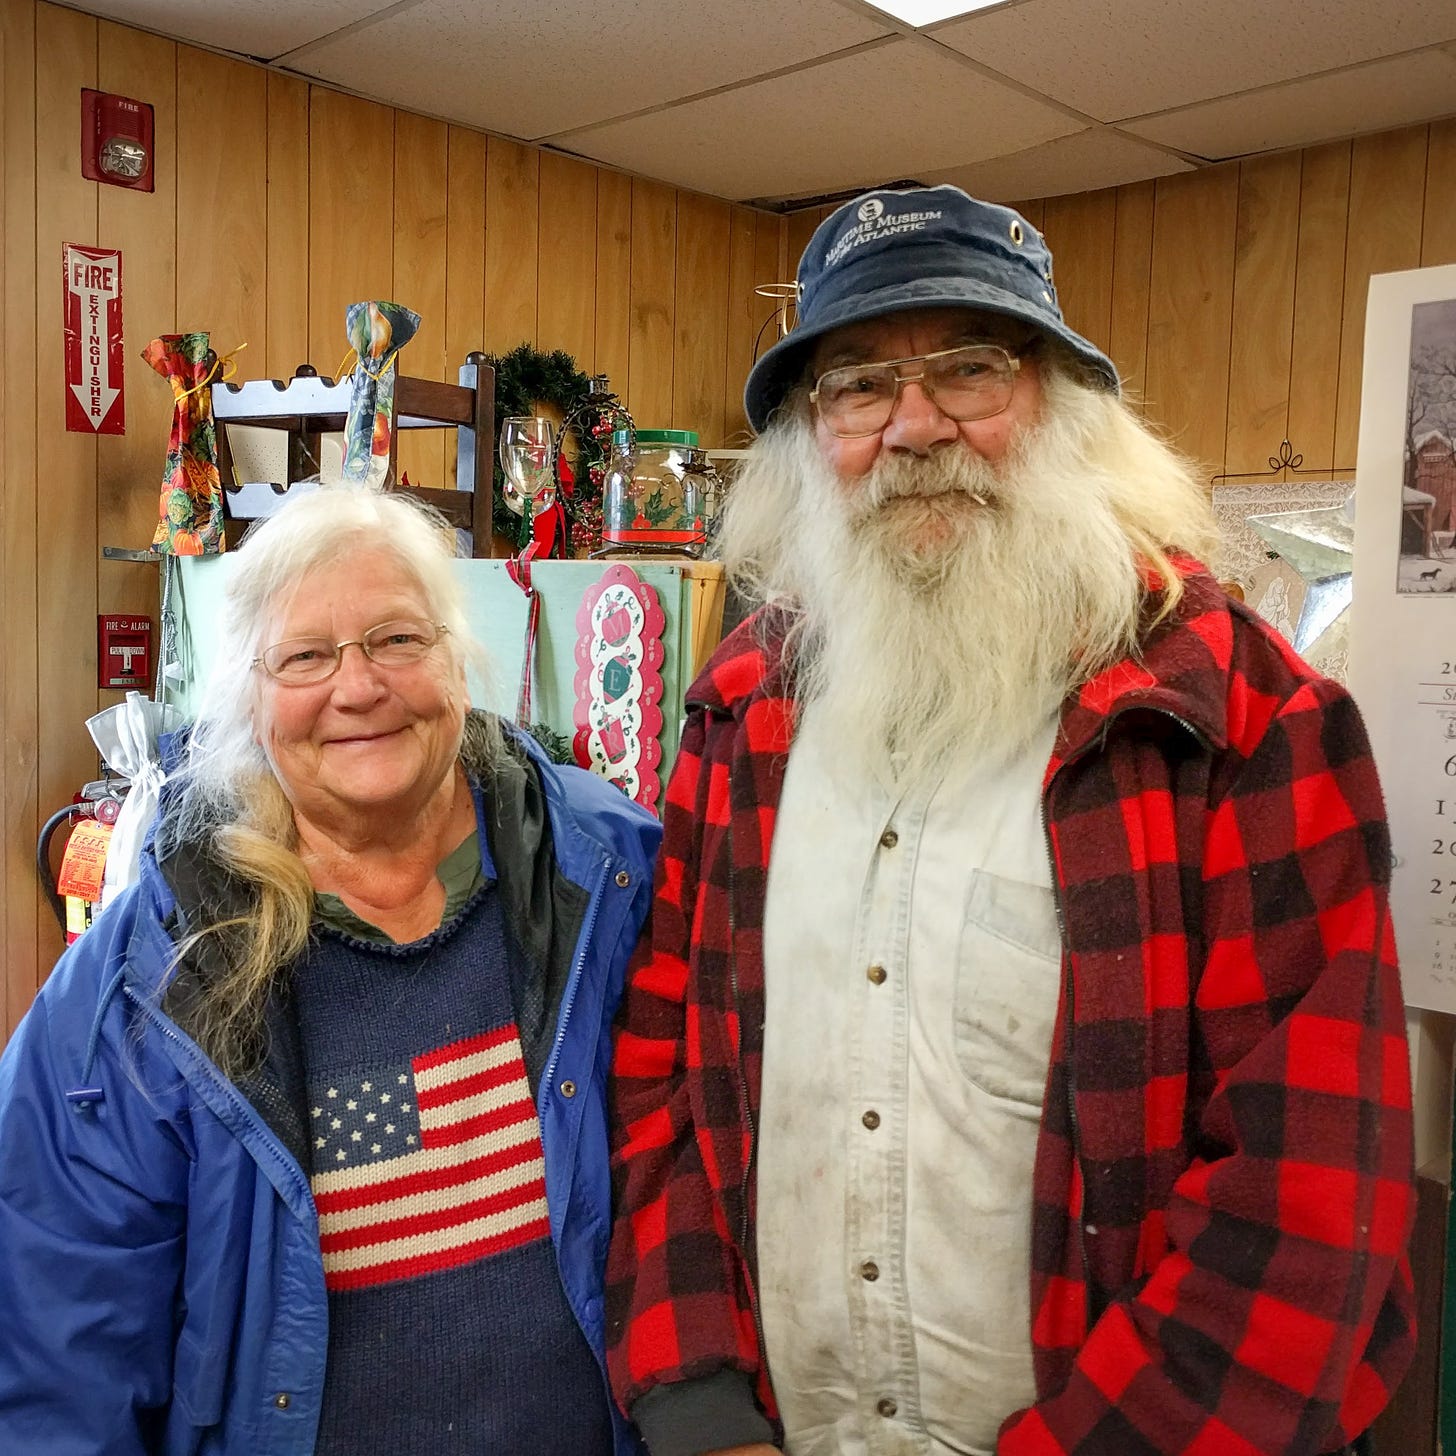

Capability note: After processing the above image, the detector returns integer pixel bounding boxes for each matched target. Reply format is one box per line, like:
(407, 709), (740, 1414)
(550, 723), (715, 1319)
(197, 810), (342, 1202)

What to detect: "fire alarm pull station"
(81, 90), (154, 192)
(98, 615), (153, 690)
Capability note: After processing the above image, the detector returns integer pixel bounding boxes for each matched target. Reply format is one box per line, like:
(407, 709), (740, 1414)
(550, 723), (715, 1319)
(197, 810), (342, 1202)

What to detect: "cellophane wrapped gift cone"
(341, 301), (421, 488)
(144, 331), (225, 555)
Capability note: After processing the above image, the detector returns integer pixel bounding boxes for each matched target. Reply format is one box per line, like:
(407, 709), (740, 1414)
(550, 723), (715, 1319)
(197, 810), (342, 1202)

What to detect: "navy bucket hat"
(744, 184), (1119, 433)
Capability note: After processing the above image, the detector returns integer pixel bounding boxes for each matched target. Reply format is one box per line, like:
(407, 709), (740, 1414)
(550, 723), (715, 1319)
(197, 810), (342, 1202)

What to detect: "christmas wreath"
(484, 343), (590, 547)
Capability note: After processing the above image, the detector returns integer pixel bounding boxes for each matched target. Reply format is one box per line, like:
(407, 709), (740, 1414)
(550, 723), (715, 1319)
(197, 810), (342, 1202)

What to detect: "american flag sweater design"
(309, 1022), (551, 1291)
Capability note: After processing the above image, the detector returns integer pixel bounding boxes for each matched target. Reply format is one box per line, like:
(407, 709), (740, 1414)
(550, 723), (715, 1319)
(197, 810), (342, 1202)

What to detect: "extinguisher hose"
(36, 805), (85, 932)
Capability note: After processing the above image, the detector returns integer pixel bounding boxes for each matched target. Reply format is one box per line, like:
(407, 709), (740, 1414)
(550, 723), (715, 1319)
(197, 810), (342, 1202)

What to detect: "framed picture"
(1394, 297), (1456, 594)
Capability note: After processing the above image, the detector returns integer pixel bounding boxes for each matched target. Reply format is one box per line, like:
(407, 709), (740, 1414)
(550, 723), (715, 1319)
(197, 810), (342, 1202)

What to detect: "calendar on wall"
(1348, 263), (1456, 1013)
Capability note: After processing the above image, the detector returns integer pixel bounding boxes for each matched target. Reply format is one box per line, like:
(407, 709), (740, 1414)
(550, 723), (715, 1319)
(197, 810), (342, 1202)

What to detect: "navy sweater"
(292, 884), (612, 1455)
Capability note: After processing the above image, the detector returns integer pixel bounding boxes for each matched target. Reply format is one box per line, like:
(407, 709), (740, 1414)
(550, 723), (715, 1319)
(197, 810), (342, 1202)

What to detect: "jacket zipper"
(120, 984), (315, 1207)
(512, 857), (629, 1448)
(543, 858), (610, 1100)
(1041, 701), (1209, 1333)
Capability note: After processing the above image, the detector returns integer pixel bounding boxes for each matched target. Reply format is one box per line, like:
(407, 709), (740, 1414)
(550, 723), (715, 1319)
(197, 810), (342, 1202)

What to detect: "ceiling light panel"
(865, 0), (1014, 26)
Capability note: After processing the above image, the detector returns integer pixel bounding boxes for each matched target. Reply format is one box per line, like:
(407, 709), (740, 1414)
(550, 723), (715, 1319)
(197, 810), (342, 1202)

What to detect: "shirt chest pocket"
(953, 870), (1063, 1105)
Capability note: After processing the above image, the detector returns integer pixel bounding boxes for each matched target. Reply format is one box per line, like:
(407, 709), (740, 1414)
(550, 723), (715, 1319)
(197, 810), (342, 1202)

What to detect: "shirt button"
(879, 828), (898, 849)
(615, 870), (631, 888)
(866, 964), (887, 985)
(273, 1393), (291, 1411)
(559, 1080), (577, 1098)
(860, 1259), (879, 1281)
(861, 1109), (880, 1130)
(876, 1396), (897, 1418)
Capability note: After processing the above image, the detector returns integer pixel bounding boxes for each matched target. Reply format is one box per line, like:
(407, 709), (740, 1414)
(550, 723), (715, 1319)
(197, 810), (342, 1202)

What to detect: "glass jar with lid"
(679, 447), (726, 551)
(600, 428), (707, 557)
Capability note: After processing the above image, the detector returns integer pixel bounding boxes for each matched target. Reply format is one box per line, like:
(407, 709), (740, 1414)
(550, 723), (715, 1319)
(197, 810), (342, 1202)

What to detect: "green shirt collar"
(313, 830), (487, 945)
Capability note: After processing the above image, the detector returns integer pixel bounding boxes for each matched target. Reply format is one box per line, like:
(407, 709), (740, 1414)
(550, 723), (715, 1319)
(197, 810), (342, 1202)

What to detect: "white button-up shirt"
(758, 702), (1062, 1456)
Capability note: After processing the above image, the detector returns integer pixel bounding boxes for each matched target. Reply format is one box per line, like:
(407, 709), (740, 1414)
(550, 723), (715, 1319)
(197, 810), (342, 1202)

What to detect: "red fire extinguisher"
(37, 778), (127, 944)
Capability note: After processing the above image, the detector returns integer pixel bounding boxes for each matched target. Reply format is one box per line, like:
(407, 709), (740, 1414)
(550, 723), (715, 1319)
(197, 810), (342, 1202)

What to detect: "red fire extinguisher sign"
(63, 243), (126, 435)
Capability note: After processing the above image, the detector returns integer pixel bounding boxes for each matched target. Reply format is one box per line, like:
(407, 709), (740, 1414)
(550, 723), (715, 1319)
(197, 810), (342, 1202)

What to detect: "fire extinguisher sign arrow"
(63, 242), (125, 435)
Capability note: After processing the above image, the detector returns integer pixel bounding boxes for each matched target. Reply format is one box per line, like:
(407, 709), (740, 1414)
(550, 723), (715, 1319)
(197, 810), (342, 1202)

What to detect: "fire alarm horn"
(82, 90), (154, 192)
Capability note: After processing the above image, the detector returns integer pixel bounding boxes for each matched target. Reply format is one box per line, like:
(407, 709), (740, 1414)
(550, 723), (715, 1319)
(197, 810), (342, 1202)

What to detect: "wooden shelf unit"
(212, 353), (496, 556)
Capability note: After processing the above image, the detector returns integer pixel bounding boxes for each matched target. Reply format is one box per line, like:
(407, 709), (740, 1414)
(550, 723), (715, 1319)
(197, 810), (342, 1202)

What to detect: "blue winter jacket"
(0, 727), (660, 1455)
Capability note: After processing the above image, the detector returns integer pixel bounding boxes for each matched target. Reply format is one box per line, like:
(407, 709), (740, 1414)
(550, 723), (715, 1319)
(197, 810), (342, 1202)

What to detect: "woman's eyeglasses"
(254, 619), (449, 684)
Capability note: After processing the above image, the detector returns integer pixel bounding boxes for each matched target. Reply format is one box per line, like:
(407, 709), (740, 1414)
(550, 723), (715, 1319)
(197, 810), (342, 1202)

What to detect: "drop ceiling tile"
(553, 39), (1081, 202)
(920, 127), (1191, 202)
(67, 0), (384, 60)
(1124, 50), (1456, 159)
(287, 0), (891, 139)
(933, 0), (1456, 122)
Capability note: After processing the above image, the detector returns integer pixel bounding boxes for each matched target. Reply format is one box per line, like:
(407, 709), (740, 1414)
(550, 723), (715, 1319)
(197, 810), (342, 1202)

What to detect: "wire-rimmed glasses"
(810, 343), (1022, 439)
(253, 619), (449, 684)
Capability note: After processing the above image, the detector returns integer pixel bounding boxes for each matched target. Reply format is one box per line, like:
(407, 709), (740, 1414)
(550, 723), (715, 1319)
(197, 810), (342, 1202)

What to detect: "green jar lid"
(613, 427), (699, 448)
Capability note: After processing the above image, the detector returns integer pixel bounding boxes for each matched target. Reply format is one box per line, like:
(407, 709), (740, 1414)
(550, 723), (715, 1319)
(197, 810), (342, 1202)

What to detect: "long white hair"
(166, 487), (500, 1077)
(717, 366), (1217, 783)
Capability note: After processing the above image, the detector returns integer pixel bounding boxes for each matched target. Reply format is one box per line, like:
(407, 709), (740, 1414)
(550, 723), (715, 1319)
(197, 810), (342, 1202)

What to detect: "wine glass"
(498, 416), (557, 517)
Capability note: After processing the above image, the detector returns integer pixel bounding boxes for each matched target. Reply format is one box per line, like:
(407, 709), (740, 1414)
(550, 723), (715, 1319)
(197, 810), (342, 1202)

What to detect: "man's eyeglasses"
(810, 342), (1022, 439)
(254, 619), (449, 684)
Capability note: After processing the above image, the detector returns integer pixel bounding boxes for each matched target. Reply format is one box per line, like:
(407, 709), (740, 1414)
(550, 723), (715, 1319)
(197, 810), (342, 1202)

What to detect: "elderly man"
(606, 185), (1415, 1456)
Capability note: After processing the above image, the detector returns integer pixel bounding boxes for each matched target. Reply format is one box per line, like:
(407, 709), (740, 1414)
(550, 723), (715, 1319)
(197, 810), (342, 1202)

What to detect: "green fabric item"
(312, 832), (486, 945)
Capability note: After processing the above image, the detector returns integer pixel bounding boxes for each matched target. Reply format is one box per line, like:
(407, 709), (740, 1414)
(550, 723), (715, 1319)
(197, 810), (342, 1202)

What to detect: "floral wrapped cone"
(144, 332), (225, 556)
(341, 300), (420, 487)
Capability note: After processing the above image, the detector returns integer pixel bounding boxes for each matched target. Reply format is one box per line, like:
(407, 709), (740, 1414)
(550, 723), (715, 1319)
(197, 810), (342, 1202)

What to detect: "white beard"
(719, 373), (1211, 791)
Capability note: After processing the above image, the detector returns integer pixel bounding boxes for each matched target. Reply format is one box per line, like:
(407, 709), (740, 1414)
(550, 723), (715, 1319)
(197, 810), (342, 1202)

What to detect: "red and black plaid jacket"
(606, 567), (1416, 1454)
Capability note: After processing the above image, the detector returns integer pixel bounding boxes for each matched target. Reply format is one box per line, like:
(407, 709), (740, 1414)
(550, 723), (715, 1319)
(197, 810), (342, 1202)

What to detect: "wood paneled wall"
(787, 119), (1456, 479)
(0, 0), (789, 1037)
(1037, 123), (1456, 476)
(4, 0), (1456, 1036)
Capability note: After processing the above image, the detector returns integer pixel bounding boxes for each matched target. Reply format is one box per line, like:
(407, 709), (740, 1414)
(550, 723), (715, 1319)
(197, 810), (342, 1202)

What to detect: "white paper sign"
(1348, 265), (1456, 1013)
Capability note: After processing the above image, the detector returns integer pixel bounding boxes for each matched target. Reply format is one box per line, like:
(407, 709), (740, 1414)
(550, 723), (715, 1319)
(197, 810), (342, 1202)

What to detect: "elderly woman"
(0, 488), (660, 1455)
